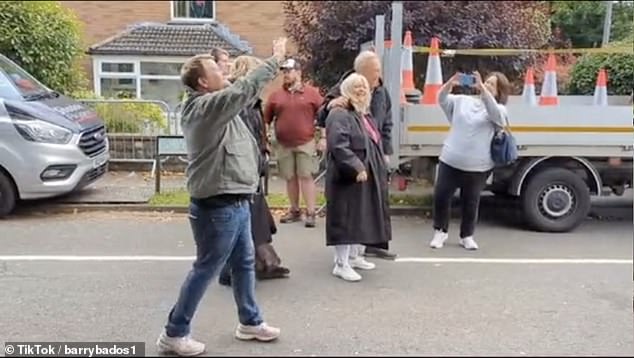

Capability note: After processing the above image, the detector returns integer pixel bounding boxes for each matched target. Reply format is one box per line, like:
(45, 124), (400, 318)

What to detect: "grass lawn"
(149, 190), (432, 207)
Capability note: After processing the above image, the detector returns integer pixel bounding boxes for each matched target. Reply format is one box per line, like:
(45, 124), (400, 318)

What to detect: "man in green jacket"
(156, 38), (287, 357)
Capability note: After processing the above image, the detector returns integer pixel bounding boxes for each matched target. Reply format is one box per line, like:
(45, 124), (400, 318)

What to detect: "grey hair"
(353, 50), (380, 72)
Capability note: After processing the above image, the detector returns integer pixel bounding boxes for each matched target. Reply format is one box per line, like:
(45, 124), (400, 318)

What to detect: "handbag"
(490, 115), (518, 167)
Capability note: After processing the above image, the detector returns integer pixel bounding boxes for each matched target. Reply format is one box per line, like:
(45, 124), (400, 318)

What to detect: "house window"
(95, 59), (186, 109)
(172, 1), (215, 21)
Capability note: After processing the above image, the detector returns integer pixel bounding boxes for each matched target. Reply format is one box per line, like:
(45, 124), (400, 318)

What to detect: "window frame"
(93, 56), (186, 107)
(170, 0), (216, 22)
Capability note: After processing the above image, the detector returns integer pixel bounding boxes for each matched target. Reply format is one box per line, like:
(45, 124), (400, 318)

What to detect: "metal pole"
(387, 1), (403, 169)
(375, 15), (385, 60)
(602, 0), (613, 47)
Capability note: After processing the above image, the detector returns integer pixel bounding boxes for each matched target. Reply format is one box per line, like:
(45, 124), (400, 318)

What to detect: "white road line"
(0, 255), (630, 264)
(395, 257), (632, 264)
(0, 256), (196, 261)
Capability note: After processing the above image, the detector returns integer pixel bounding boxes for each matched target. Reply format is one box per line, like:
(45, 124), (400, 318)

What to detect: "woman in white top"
(429, 71), (511, 250)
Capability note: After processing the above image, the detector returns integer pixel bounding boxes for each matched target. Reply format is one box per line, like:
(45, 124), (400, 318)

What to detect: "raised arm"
(196, 38), (287, 127)
(474, 71), (507, 128)
(326, 109), (365, 177)
(438, 72), (460, 121)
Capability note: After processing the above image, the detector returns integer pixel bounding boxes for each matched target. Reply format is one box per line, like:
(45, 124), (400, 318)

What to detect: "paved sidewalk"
(50, 170), (434, 204)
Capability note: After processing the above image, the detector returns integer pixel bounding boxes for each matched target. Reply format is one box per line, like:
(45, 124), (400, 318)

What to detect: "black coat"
(239, 99), (277, 247)
(324, 107), (392, 247)
(317, 70), (394, 155)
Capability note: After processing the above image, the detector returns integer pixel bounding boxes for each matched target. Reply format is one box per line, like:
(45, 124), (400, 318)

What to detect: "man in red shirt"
(264, 59), (324, 228)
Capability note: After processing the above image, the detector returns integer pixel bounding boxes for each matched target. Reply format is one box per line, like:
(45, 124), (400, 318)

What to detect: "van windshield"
(0, 55), (52, 100)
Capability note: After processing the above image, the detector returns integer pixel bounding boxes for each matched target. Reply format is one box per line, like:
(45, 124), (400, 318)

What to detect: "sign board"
(157, 135), (188, 156)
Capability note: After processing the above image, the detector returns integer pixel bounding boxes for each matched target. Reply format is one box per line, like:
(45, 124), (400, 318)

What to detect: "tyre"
(521, 168), (591, 233)
(0, 170), (17, 218)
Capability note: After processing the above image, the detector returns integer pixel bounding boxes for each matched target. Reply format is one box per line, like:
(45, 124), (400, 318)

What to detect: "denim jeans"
(165, 198), (263, 337)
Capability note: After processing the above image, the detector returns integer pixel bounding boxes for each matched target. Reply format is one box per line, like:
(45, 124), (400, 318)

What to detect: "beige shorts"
(276, 141), (318, 180)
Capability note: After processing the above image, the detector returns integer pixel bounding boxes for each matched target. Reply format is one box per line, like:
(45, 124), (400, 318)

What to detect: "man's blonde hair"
(340, 73), (371, 114)
(229, 55), (264, 81)
(181, 54), (214, 90)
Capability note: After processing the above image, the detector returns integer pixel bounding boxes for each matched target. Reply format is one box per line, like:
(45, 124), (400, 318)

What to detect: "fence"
(78, 99), (182, 165)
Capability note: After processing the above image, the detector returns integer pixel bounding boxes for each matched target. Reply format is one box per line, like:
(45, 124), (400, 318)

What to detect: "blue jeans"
(165, 198), (263, 337)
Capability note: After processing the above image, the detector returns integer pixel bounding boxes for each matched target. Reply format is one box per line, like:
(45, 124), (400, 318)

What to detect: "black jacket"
(239, 98), (268, 177)
(317, 70), (394, 155)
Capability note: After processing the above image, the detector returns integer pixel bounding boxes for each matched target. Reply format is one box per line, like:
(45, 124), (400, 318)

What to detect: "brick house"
(61, 0), (286, 109)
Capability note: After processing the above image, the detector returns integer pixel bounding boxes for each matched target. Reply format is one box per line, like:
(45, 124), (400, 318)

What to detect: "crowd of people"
(156, 37), (511, 356)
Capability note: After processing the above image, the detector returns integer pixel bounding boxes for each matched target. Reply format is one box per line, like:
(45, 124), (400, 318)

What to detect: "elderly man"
(156, 39), (288, 357)
(317, 50), (397, 260)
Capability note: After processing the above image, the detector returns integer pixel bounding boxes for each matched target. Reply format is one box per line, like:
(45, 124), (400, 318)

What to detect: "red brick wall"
(60, 1), (286, 57)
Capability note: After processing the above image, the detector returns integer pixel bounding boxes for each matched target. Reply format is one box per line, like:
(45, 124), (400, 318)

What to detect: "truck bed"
(400, 97), (633, 158)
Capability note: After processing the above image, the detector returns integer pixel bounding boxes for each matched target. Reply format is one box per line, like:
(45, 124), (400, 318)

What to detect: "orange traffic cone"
(593, 68), (608, 106)
(521, 67), (537, 106)
(539, 54), (559, 106)
(421, 37), (443, 105)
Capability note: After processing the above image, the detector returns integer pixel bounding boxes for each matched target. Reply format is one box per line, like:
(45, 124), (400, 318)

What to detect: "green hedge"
(568, 36), (634, 96)
(70, 90), (167, 134)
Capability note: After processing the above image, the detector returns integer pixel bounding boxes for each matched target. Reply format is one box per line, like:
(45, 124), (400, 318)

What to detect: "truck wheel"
(521, 168), (591, 233)
(0, 170), (17, 218)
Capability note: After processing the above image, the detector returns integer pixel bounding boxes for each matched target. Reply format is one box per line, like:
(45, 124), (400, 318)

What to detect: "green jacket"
(181, 57), (279, 199)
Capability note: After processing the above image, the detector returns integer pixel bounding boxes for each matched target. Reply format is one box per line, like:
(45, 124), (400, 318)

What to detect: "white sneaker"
(430, 230), (449, 249)
(156, 331), (205, 357)
(459, 236), (479, 250)
(332, 264), (362, 282)
(235, 322), (281, 342)
(349, 257), (376, 270)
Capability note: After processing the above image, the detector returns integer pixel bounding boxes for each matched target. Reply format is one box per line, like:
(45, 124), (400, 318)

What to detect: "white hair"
(340, 73), (371, 114)
(353, 50), (380, 72)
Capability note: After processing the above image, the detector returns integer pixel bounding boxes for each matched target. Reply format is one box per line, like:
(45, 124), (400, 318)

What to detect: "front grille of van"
(79, 125), (107, 158)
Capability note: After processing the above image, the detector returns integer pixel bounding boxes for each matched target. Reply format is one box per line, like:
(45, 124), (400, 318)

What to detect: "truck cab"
(0, 54), (109, 217)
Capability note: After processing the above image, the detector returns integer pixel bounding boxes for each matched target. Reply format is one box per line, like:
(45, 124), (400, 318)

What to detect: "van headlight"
(13, 119), (73, 144)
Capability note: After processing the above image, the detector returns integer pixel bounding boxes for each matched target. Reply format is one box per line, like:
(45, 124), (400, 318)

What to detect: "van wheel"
(521, 168), (591, 233)
(0, 170), (17, 218)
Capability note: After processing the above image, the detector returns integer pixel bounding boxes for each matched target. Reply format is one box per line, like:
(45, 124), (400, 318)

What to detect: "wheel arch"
(510, 156), (602, 197)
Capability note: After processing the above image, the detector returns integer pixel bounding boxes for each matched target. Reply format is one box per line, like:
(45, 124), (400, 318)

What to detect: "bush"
(69, 90), (168, 134)
(568, 36), (634, 95)
(0, 1), (87, 95)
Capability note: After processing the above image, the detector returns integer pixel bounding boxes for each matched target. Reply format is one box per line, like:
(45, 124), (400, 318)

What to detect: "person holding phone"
(429, 71), (511, 251)
(324, 73), (392, 282)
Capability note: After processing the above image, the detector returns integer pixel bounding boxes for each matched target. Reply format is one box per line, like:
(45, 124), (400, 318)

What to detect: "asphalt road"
(0, 204), (632, 356)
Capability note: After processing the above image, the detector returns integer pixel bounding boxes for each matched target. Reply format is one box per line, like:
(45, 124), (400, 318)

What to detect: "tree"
(567, 34), (634, 96)
(283, 1), (552, 90)
(550, 1), (634, 48)
(0, 1), (87, 95)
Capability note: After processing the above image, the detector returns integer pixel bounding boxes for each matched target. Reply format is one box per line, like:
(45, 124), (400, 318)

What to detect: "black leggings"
(433, 161), (491, 238)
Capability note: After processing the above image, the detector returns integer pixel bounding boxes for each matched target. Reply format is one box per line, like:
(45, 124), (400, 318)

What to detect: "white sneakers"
(156, 332), (205, 357)
(429, 230), (449, 249)
(235, 322), (281, 342)
(349, 257), (376, 270)
(332, 264), (362, 282)
(459, 236), (479, 250)
(157, 323), (281, 356)
(430, 230), (479, 250)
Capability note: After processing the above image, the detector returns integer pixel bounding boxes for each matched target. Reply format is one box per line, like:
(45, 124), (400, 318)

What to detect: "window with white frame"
(95, 59), (187, 109)
(172, 0), (215, 21)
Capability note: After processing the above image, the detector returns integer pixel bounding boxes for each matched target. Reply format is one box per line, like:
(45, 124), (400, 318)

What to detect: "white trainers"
(349, 257), (376, 270)
(332, 264), (362, 282)
(459, 236), (479, 250)
(430, 230), (449, 249)
(235, 322), (281, 342)
(156, 331), (205, 357)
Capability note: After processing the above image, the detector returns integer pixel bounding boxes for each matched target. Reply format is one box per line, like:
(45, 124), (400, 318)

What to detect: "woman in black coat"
(218, 56), (290, 286)
(324, 73), (392, 282)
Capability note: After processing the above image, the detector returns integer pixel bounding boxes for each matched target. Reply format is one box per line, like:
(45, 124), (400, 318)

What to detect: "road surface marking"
(0, 255), (630, 264)
(395, 257), (631, 264)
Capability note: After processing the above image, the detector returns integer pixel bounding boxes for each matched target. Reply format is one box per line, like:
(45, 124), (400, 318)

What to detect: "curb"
(18, 203), (433, 216)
